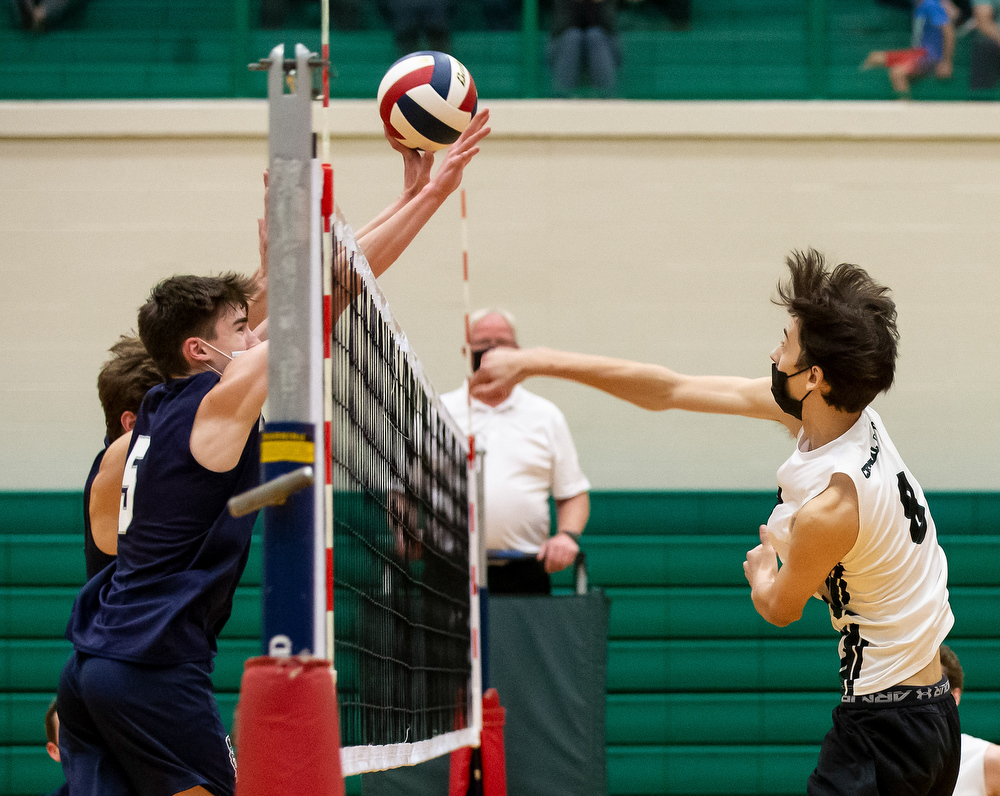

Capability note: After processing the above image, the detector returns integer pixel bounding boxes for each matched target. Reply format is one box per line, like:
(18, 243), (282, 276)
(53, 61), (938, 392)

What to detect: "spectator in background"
(441, 309), (591, 595)
(549, 0), (620, 97)
(484, 0), (519, 30)
(861, 0), (955, 97)
(260, 0), (362, 30)
(11, 0), (85, 31)
(939, 645), (1000, 796)
(44, 699), (68, 796)
(625, 0), (690, 31)
(969, 0), (1000, 88)
(382, 0), (451, 56)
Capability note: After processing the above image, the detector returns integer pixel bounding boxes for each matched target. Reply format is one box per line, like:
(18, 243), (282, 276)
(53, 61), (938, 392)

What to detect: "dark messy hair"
(939, 645), (964, 693)
(137, 273), (254, 379)
(775, 249), (898, 413)
(97, 336), (162, 442)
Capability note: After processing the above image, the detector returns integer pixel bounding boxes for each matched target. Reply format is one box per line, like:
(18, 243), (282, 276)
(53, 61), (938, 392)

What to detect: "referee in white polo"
(441, 308), (591, 594)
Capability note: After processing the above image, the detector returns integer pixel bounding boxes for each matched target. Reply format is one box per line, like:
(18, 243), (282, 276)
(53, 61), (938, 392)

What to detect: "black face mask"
(471, 347), (493, 371)
(771, 363), (812, 420)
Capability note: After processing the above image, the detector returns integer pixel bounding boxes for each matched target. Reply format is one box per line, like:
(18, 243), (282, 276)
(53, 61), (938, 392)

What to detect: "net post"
(262, 42), (326, 658)
(235, 42), (343, 796)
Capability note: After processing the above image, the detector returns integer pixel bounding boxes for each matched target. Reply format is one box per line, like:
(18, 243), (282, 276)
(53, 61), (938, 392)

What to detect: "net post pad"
(236, 656), (344, 796)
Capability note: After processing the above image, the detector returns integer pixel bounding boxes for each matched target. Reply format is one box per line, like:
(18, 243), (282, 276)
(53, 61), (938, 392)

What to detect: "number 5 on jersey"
(119, 435), (151, 535)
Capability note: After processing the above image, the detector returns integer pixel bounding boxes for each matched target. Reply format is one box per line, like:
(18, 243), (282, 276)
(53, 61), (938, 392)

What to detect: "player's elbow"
(754, 594), (803, 627)
(766, 609), (802, 628)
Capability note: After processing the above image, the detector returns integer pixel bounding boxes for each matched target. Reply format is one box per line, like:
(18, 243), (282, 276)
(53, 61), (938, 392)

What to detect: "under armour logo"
(916, 688), (932, 700)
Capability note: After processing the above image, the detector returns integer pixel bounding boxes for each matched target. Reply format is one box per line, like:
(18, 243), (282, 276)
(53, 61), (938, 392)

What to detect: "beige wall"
(2, 100), (998, 492)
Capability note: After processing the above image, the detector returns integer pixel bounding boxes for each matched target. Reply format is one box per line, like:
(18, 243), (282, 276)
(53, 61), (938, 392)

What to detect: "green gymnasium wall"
(1, 0), (999, 102)
(2, 490), (999, 795)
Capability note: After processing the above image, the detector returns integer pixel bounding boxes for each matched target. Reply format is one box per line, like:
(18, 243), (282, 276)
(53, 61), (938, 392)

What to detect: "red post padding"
(481, 689), (507, 796)
(449, 745), (472, 796)
(448, 688), (507, 796)
(235, 656), (345, 796)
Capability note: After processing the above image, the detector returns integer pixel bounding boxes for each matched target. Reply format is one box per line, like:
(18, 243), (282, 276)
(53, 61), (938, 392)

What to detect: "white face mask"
(197, 338), (241, 376)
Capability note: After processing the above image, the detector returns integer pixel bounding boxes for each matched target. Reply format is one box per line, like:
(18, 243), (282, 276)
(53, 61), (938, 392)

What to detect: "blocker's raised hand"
(386, 130), (434, 199)
(427, 108), (491, 199)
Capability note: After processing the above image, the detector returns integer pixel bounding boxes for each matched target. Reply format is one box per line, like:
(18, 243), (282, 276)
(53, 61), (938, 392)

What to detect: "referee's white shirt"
(441, 383), (590, 554)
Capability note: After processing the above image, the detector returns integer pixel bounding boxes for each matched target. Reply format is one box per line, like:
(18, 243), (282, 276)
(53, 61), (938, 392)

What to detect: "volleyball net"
(328, 210), (482, 775)
(238, 43), (481, 787)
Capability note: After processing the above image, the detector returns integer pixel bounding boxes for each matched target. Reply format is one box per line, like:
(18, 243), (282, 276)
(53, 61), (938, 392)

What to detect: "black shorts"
(58, 651), (237, 796)
(487, 558), (551, 595)
(808, 678), (961, 796)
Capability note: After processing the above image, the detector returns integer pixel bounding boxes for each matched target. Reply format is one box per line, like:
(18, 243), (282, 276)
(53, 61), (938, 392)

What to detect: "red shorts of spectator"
(885, 47), (932, 76)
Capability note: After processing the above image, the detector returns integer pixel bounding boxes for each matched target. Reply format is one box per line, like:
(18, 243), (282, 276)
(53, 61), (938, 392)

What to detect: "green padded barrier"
(0, 639), (258, 692)
(0, 535), (262, 587)
(584, 492), (779, 536)
(0, 494), (80, 536)
(608, 693), (835, 745)
(0, 747), (64, 796)
(606, 744), (820, 795)
(0, 744), (360, 796)
(603, 586), (830, 640)
(949, 692), (1000, 742)
(2, 530), (990, 591)
(553, 535), (1000, 587)
(607, 691), (1000, 745)
(0, 587), (259, 640)
(606, 639), (841, 693)
(582, 492), (1000, 536)
(599, 585), (1000, 641)
(0, 691), (318, 744)
(0, 694), (55, 746)
(7, 578), (993, 646)
(607, 639), (1000, 693)
(1, 491), (997, 538)
(0, 538), (85, 589)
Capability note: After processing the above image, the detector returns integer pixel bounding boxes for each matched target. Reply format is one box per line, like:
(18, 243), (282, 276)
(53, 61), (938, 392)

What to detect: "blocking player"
(471, 249), (959, 795)
(43, 698), (69, 796)
(84, 336), (162, 579)
(57, 109), (490, 796)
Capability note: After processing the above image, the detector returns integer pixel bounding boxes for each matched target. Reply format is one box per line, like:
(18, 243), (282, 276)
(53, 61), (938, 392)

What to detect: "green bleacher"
(1, 490), (998, 795)
(1, 0), (999, 101)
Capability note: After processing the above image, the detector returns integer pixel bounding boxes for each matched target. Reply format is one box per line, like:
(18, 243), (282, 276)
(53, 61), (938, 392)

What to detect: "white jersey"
(954, 734), (990, 796)
(765, 407), (953, 696)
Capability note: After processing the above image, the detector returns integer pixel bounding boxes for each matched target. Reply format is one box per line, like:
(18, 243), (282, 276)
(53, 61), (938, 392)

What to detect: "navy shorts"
(808, 678), (961, 796)
(58, 651), (236, 796)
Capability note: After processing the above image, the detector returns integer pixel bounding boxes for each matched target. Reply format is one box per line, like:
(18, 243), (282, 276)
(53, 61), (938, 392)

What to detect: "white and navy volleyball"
(377, 51), (478, 152)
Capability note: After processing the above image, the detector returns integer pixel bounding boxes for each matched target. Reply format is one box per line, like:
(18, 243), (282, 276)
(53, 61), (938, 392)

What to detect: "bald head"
(470, 311), (518, 352)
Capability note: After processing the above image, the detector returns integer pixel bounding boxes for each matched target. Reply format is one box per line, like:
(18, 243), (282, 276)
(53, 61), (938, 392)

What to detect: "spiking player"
(57, 110), (489, 796)
(471, 250), (959, 795)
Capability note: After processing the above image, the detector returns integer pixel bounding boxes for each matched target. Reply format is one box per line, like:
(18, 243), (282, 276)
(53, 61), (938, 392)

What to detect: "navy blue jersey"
(67, 371), (260, 667)
(83, 446), (117, 581)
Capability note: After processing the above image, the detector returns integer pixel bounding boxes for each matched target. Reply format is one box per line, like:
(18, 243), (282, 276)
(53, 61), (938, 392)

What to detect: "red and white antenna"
(320, 0), (335, 662)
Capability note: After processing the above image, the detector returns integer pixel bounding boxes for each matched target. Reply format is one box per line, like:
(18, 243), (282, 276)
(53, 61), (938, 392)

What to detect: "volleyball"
(377, 51), (478, 152)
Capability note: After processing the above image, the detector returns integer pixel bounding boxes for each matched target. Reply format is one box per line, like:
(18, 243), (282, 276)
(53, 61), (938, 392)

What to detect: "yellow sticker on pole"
(261, 432), (315, 464)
